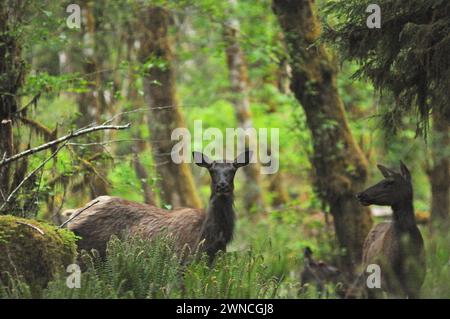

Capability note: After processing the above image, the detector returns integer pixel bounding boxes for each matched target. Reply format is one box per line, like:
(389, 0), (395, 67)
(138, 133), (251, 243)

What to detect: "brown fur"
(356, 162), (426, 298)
(362, 220), (425, 298)
(68, 196), (205, 256)
(67, 151), (252, 263)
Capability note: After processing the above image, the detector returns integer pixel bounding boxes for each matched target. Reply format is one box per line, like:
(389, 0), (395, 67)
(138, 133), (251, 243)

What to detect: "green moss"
(0, 215), (78, 296)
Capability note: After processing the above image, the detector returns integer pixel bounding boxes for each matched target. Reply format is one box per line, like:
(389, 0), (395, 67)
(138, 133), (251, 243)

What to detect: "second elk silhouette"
(299, 247), (342, 297)
(355, 161), (426, 298)
(67, 151), (252, 264)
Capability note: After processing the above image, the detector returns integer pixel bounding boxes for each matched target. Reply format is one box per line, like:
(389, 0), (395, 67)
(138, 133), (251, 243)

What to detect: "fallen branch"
(0, 123), (131, 168)
(59, 199), (100, 228)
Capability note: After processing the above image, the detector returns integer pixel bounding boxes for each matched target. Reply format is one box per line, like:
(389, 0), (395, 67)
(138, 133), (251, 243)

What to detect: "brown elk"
(299, 247), (342, 297)
(355, 161), (426, 298)
(67, 151), (252, 264)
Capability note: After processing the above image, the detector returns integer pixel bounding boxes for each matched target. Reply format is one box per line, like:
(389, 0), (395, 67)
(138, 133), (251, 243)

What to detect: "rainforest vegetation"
(0, 0), (449, 299)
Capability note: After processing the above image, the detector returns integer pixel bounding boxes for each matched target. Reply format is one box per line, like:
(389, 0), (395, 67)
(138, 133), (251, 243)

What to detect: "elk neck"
(391, 197), (416, 231)
(201, 192), (235, 243)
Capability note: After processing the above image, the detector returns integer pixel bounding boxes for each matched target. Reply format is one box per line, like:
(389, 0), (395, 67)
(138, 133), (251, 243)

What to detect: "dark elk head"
(193, 151), (252, 196)
(355, 161), (412, 207)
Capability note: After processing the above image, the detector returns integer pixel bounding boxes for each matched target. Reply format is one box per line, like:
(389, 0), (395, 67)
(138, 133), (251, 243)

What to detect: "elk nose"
(216, 182), (229, 192)
(355, 192), (366, 201)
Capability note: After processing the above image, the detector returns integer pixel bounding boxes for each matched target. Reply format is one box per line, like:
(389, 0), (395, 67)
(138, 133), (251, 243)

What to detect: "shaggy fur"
(356, 162), (426, 298)
(67, 151), (251, 263)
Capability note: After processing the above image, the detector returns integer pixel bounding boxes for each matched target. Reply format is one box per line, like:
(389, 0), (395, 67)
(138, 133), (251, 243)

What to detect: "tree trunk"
(267, 35), (291, 208)
(272, 0), (372, 275)
(224, 0), (266, 213)
(74, 1), (110, 198)
(0, 2), (25, 212)
(138, 7), (202, 209)
(429, 110), (449, 224)
(132, 148), (156, 206)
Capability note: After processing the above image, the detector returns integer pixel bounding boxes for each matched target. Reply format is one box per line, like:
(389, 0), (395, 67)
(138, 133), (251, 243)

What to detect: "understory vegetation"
(0, 0), (448, 300)
(1, 215), (449, 299)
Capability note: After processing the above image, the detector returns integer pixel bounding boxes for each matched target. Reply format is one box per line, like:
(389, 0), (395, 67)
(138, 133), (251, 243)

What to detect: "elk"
(299, 247), (342, 297)
(67, 151), (252, 264)
(355, 161), (426, 298)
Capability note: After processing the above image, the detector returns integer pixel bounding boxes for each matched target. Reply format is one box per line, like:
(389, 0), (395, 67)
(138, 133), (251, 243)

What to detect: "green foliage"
(323, 0), (450, 134)
(1, 0), (447, 300)
(0, 272), (32, 299)
(184, 250), (280, 298)
(41, 235), (280, 299)
(421, 228), (450, 298)
(1, 217), (449, 299)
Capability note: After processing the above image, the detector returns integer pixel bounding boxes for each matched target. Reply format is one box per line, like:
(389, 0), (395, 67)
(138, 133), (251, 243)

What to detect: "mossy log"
(0, 215), (78, 295)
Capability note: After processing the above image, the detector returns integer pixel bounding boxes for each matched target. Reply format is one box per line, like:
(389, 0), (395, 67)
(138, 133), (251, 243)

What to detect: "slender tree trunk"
(138, 7), (202, 209)
(224, 0), (265, 213)
(429, 110), (449, 224)
(132, 145), (156, 206)
(75, 1), (110, 197)
(272, 0), (372, 275)
(0, 2), (25, 212)
(267, 36), (291, 208)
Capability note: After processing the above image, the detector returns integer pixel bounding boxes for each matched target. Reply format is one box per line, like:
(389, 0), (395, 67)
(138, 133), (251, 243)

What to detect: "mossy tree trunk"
(138, 7), (202, 209)
(272, 0), (372, 275)
(0, 2), (26, 213)
(224, 0), (266, 213)
(429, 110), (449, 225)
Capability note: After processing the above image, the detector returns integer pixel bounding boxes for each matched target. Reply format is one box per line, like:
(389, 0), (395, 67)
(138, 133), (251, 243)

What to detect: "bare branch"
(16, 221), (45, 235)
(0, 141), (68, 211)
(67, 138), (145, 147)
(101, 106), (173, 126)
(58, 199), (100, 228)
(0, 123), (131, 168)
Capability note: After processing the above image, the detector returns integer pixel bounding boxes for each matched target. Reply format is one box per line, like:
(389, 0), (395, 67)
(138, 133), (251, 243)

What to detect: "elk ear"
(304, 246), (313, 258)
(192, 152), (212, 168)
(234, 150), (252, 168)
(377, 164), (394, 178)
(400, 160), (411, 182)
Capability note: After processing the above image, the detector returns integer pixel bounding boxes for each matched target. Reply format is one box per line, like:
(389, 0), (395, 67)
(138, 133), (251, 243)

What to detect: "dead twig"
(0, 142), (68, 212)
(15, 221), (45, 235)
(0, 123), (131, 168)
(58, 199), (100, 228)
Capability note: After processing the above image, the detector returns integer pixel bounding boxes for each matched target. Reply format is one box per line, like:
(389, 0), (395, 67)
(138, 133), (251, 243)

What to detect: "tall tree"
(324, 0), (450, 225)
(137, 6), (202, 209)
(428, 112), (449, 224)
(272, 0), (372, 274)
(0, 1), (26, 212)
(74, 1), (110, 197)
(223, 0), (266, 213)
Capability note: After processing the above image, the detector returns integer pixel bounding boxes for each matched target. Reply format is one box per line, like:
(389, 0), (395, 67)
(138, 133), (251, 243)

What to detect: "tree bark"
(138, 7), (202, 209)
(429, 110), (449, 224)
(132, 150), (156, 206)
(272, 0), (372, 275)
(75, 1), (110, 197)
(0, 2), (26, 210)
(224, 0), (266, 213)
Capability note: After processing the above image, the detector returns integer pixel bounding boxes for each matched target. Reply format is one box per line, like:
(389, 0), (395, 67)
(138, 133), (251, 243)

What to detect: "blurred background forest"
(0, 0), (449, 298)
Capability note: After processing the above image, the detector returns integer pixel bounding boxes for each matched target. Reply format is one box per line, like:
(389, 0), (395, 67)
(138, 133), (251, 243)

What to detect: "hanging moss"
(0, 215), (78, 296)
(323, 0), (450, 135)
